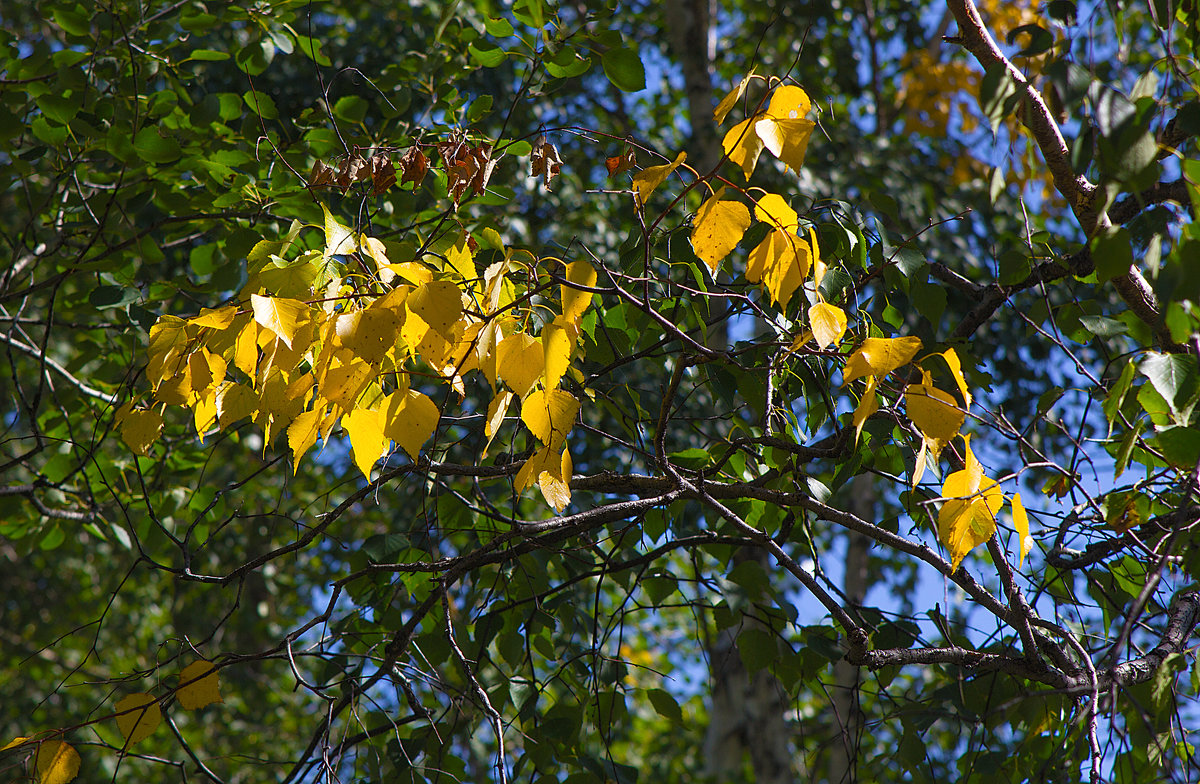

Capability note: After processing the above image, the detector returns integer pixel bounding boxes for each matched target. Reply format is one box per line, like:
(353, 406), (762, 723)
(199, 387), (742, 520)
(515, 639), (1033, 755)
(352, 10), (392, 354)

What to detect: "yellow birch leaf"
(748, 230), (806, 308)
(497, 332), (544, 398)
(380, 261), (433, 287)
(216, 381), (258, 428)
(382, 389), (440, 460)
(542, 322), (573, 391)
(321, 358), (374, 411)
(690, 188), (751, 273)
(335, 298), (405, 365)
(114, 693), (161, 746)
(764, 84), (813, 121)
(905, 382), (965, 443)
(631, 151), (686, 206)
(177, 660), (222, 710)
(853, 376), (879, 441)
(722, 118), (764, 179)
(444, 237), (478, 284)
(1012, 492), (1031, 568)
(538, 445), (573, 512)
(232, 318), (259, 377)
(35, 740), (80, 784)
(360, 235), (394, 284)
(842, 336), (923, 384)
(321, 203), (357, 256)
(188, 305), (237, 330)
(2, 736), (30, 751)
(192, 387), (217, 433)
(287, 407), (324, 470)
(787, 329), (814, 354)
(255, 370), (306, 447)
(561, 260), (597, 326)
(475, 320), (504, 386)
(809, 302), (847, 349)
(343, 407), (387, 478)
(250, 294), (309, 349)
(521, 388), (580, 448)
(145, 316), (188, 385)
(121, 408), (163, 455)
(754, 117), (816, 172)
(753, 193), (799, 232)
(483, 258), (515, 316)
(938, 348), (973, 410)
(912, 435), (931, 487)
(938, 436), (1002, 570)
(714, 70), (754, 125)
(482, 389), (514, 458)
(514, 444), (558, 493)
(408, 280), (463, 341)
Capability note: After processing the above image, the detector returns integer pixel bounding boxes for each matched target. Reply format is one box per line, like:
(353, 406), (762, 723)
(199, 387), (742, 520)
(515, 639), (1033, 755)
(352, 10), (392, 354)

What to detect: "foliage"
(2, 0), (1199, 782)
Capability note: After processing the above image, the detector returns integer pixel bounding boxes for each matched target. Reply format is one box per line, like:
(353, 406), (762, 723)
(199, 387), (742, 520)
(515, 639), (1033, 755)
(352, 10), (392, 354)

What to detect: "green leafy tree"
(2, 1), (1198, 782)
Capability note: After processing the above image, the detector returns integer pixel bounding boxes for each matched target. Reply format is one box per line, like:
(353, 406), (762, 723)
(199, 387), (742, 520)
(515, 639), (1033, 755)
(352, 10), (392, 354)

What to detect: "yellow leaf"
(753, 193), (798, 232)
(515, 444), (557, 493)
(853, 376), (879, 441)
(120, 408), (163, 456)
(538, 446), (573, 512)
(321, 357), (374, 411)
(810, 226), (827, 287)
(937, 348), (973, 410)
(232, 318), (259, 377)
(408, 280), (463, 341)
(722, 118), (764, 179)
(496, 332), (544, 398)
(287, 407), (324, 470)
(938, 436), (1002, 570)
(482, 389), (514, 458)
(690, 188), (751, 273)
(714, 70), (754, 125)
(382, 389), (440, 460)
(443, 237), (478, 284)
(250, 294), (309, 349)
(321, 203), (357, 256)
(335, 298), (405, 365)
(188, 305), (237, 330)
(754, 117), (815, 172)
(632, 151), (686, 206)
(192, 387), (217, 433)
(1012, 492), (1031, 569)
(747, 230), (807, 308)
(542, 322), (573, 391)
(2, 736), (30, 751)
(521, 388), (580, 448)
(145, 315), (188, 387)
(764, 84), (813, 121)
(360, 235), (394, 284)
(216, 381), (258, 428)
(114, 693), (161, 746)
(842, 336), (923, 385)
(561, 260), (597, 325)
(177, 660), (222, 710)
(809, 303), (847, 349)
(343, 407), (387, 478)
(905, 382), (965, 443)
(35, 740), (80, 784)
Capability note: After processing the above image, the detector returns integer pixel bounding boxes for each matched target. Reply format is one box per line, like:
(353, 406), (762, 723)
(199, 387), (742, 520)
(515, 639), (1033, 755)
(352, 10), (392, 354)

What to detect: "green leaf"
(737, 627), (777, 673)
(1078, 315), (1128, 337)
(1140, 352), (1199, 425)
(1092, 226), (1133, 284)
(189, 49), (231, 61)
(1154, 427), (1200, 470)
(1104, 361), (1137, 426)
(133, 127), (182, 163)
(646, 688), (683, 724)
(468, 41), (506, 68)
(601, 46), (646, 92)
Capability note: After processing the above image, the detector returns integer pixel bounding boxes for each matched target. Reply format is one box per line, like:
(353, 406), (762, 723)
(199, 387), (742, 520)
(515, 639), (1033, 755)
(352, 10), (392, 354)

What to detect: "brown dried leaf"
(368, 154), (396, 195)
(398, 147), (428, 189)
(335, 154), (369, 191)
(308, 159), (337, 188)
(605, 146), (636, 177)
(531, 135), (562, 189)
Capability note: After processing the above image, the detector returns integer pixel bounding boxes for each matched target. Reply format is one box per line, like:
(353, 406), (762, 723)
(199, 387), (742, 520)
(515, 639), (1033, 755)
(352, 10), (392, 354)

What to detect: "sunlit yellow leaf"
(853, 376), (879, 441)
(938, 436), (1002, 570)
(382, 389), (440, 460)
(542, 322), (574, 391)
(842, 336), (923, 385)
(714, 71), (755, 125)
(809, 226), (826, 286)
(690, 188), (751, 273)
(539, 446), (573, 512)
(408, 280), (463, 341)
(754, 117), (815, 172)
(482, 389), (514, 458)
(938, 348), (972, 410)
(521, 388), (580, 448)
(344, 407), (387, 478)
(321, 203), (357, 256)
(35, 740), (80, 784)
(321, 358), (374, 411)
(722, 118), (764, 179)
(764, 84), (812, 121)
(250, 294), (309, 349)
(335, 297), (405, 365)
(120, 408), (163, 456)
(232, 318), (259, 377)
(1012, 492), (1030, 569)
(754, 193), (798, 232)
(188, 305), (237, 330)
(177, 660), (222, 710)
(145, 316), (188, 386)
(192, 387), (217, 433)
(497, 332), (544, 398)
(905, 382), (965, 443)
(114, 693), (161, 746)
(2, 736), (30, 751)
(809, 303), (847, 349)
(515, 444), (557, 492)
(747, 230), (807, 308)
(360, 235), (394, 284)
(216, 381), (258, 428)
(287, 407), (324, 470)
(561, 260), (598, 325)
(631, 151), (686, 206)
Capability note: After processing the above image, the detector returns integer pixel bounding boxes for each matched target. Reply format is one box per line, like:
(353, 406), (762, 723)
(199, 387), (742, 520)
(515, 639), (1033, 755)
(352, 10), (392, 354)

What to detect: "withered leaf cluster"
(438, 137), (499, 204)
(308, 151), (397, 196)
(530, 135), (562, 189)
